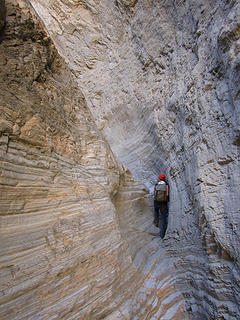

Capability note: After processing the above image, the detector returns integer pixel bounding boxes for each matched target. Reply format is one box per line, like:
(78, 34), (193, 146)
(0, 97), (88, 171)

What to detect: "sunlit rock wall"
(27, 0), (240, 319)
(0, 1), (188, 319)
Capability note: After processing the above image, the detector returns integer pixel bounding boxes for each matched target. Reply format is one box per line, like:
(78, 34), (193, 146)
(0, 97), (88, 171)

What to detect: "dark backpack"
(155, 181), (167, 202)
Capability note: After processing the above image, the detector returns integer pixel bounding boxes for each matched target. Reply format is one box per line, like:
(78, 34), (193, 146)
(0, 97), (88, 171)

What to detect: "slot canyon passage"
(0, 0), (240, 319)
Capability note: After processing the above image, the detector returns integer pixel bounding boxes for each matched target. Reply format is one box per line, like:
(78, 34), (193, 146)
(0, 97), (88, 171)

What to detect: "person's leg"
(159, 202), (168, 238)
(153, 200), (159, 227)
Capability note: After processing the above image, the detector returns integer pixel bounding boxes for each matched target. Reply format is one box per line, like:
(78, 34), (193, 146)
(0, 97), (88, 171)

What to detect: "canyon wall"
(0, 0), (240, 319)
(0, 1), (187, 319)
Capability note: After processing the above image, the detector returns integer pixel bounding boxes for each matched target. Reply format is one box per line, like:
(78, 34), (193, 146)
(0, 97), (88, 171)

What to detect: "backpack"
(155, 181), (167, 202)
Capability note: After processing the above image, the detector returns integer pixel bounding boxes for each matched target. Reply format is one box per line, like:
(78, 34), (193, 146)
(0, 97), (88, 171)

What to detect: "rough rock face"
(1, 0), (240, 319)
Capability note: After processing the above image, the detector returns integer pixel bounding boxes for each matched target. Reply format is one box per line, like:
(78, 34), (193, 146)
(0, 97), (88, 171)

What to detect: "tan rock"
(20, 115), (46, 146)
(0, 119), (12, 133)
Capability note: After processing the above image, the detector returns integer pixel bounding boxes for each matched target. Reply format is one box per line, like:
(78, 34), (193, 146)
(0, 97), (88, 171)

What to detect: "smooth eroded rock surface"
(0, 1), (188, 319)
(1, 0), (240, 319)
(28, 0), (240, 318)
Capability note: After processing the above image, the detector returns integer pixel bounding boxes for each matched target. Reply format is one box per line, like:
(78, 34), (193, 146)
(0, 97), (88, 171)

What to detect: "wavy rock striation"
(0, 1), (187, 319)
(0, 0), (240, 319)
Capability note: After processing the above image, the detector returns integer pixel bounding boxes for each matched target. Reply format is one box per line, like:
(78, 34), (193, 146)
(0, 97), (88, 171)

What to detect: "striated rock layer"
(1, 0), (240, 319)
(0, 1), (187, 319)
(27, 0), (240, 319)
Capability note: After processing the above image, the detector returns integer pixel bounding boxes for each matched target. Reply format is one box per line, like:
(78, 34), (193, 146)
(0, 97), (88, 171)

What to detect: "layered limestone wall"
(0, 1), (187, 319)
(0, 0), (240, 319)
(27, 0), (240, 318)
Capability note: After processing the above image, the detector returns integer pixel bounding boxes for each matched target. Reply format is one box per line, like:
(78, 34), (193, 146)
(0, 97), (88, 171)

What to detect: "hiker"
(153, 174), (169, 238)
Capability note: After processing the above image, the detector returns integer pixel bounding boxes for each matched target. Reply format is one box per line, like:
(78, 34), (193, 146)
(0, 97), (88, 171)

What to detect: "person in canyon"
(153, 174), (169, 238)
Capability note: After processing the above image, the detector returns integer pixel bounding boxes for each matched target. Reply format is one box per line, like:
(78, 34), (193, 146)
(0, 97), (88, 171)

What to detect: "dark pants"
(154, 200), (168, 239)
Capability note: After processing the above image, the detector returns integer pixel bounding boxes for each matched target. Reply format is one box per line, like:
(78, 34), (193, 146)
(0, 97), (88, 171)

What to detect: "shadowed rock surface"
(0, 0), (6, 31)
(0, 0), (240, 319)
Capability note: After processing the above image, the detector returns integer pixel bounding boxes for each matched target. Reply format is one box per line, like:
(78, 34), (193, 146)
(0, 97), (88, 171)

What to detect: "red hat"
(159, 174), (166, 180)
